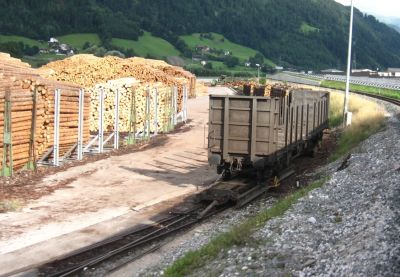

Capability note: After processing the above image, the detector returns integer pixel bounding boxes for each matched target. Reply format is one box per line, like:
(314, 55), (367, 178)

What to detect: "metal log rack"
(10, 84), (189, 173)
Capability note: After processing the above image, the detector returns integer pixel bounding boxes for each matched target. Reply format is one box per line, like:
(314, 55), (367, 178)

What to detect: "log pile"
(90, 78), (174, 133)
(40, 55), (194, 131)
(40, 55), (196, 106)
(0, 53), (89, 170)
(126, 57), (197, 98)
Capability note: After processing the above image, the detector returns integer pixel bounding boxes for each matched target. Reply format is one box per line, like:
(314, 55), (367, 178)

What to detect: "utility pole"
(256, 64), (260, 84)
(343, 0), (354, 126)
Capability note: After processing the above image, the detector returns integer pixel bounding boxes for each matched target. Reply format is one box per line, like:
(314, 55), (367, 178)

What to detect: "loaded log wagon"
(208, 88), (329, 182)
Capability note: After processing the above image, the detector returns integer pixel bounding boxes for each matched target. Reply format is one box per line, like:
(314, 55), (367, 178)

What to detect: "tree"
(83, 41), (91, 50)
(249, 53), (264, 66)
(224, 56), (239, 68)
(0, 42), (24, 58)
(204, 62), (213, 70)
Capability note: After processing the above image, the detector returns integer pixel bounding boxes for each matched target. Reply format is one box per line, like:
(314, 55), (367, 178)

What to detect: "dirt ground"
(0, 87), (235, 275)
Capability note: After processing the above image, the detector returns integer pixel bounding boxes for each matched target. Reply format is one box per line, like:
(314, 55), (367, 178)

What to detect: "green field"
(300, 22), (319, 34)
(181, 32), (275, 66)
(57, 33), (101, 50)
(22, 53), (66, 68)
(0, 35), (47, 48)
(111, 32), (180, 59)
(186, 60), (257, 72)
(321, 80), (400, 100)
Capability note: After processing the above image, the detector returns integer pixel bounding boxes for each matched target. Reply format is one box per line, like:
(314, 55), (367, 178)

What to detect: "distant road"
(272, 72), (400, 91)
(267, 73), (321, 87)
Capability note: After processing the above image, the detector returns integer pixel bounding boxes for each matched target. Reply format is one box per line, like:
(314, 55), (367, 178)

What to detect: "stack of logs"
(243, 83), (274, 96)
(128, 57), (197, 98)
(0, 53), (194, 172)
(40, 55), (191, 131)
(0, 53), (89, 171)
(40, 55), (195, 107)
(90, 78), (175, 134)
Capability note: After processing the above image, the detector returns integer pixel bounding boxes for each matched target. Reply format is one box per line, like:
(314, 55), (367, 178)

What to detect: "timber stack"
(90, 78), (175, 133)
(0, 53), (90, 171)
(40, 55), (194, 132)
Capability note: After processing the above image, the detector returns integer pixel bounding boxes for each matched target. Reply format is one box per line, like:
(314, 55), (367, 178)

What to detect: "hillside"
(390, 25), (400, 33)
(111, 31), (180, 59)
(1, 0), (400, 69)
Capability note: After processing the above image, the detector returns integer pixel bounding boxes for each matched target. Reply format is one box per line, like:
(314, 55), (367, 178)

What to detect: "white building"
(388, 68), (400, 77)
(49, 37), (59, 44)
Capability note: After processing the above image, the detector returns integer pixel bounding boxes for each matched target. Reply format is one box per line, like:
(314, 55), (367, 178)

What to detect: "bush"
(224, 56), (239, 68)
(204, 62), (213, 70)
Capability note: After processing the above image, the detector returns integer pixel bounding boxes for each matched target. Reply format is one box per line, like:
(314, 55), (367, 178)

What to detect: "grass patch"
(164, 178), (328, 277)
(111, 31), (180, 59)
(300, 22), (319, 34)
(181, 32), (275, 66)
(321, 80), (400, 101)
(22, 53), (66, 68)
(0, 34), (47, 48)
(329, 91), (385, 161)
(57, 33), (101, 50)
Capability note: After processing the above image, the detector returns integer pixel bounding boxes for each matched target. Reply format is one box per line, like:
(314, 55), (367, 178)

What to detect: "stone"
(307, 217), (317, 224)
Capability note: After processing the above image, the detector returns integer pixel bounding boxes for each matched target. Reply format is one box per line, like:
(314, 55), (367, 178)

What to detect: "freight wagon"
(208, 89), (329, 181)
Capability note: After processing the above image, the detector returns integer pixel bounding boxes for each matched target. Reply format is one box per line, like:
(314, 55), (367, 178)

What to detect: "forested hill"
(1, 0), (400, 69)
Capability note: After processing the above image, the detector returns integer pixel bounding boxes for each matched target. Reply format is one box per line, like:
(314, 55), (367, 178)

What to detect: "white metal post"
(170, 87), (174, 128)
(173, 86), (178, 125)
(98, 88), (105, 153)
(114, 89), (120, 149)
(77, 89), (84, 160)
(154, 88), (158, 135)
(146, 87), (151, 138)
(183, 85), (188, 121)
(343, 0), (354, 126)
(53, 89), (61, 166)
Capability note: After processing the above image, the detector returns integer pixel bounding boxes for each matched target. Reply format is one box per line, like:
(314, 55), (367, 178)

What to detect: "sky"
(335, 0), (400, 18)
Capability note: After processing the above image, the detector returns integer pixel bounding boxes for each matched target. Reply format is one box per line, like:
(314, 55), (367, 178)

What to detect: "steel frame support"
(153, 88), (158, 136)
(28, 86), (37, 170)
(173, 86), (178, 125)
(183, 85), (188, 121)
(114, 88), (120, 149)
(77, 89), (85, 160)
(98, 88), (105, 153)
(2, 91), (13, 176)
(145, 87), (151, 139)
(53, 89), (61, 166)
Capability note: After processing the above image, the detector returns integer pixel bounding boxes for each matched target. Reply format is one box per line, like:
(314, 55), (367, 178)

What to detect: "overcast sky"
(335, 0), (400, 18)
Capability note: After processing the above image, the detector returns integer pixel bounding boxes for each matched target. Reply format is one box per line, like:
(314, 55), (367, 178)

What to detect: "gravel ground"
(189, 103), (400, 277)
(131, 101), (400, 277)
(134, 196), (278, 277)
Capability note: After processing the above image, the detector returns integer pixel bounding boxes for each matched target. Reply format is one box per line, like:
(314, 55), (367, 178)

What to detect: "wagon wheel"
(222, 169), (232, 180)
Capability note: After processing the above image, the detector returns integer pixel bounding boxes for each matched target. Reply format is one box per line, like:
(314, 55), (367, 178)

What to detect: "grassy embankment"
(321, 80), (400, 100)
(329, 91), (385, 161)
(164, 178), (328, 277)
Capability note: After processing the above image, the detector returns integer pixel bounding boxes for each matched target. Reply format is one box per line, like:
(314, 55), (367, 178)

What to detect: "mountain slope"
(1, 0), (400, 69)
(389, 24), (400, 33)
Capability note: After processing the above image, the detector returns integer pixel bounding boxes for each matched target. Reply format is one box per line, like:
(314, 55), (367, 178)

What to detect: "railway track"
(348, 91), (400, 106)
(38, 205), (219, 276)
(36, 172), (284, 277)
